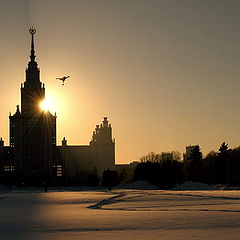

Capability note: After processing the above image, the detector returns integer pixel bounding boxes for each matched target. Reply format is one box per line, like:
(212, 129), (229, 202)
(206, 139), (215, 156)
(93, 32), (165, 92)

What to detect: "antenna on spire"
(29, 27), (36, 62)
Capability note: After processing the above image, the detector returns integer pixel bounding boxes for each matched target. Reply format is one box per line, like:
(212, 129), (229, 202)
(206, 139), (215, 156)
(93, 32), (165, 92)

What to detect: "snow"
(0, 185), (12, 193)
(172, 181), (228, 191)
(1, 188), (240, 239)
(172, 181), (216, 190)
(117, 180), (159, 190)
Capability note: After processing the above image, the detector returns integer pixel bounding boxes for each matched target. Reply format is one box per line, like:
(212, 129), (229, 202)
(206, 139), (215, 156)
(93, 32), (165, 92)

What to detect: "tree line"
(132, 142), (240, 189)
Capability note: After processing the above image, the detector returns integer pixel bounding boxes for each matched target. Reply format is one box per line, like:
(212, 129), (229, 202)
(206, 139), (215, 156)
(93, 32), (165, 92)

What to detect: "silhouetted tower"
(9, 28), (56, 184)
(90, 117), (115, 175)
(21, 28), (45, 114)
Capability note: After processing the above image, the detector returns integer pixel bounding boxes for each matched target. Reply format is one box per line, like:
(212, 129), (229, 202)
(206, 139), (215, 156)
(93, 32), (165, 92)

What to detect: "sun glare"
(40, 98), (55, 113)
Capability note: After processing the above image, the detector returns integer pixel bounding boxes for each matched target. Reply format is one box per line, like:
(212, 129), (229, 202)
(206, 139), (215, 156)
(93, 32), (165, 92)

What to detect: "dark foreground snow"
(1, 188), (240, 240)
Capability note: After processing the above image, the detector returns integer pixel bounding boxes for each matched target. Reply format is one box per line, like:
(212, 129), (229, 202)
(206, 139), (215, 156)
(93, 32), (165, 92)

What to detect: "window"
(56, 165), (62, 177)
(4, 166), (10, 171)
(4, 165), (15, 171)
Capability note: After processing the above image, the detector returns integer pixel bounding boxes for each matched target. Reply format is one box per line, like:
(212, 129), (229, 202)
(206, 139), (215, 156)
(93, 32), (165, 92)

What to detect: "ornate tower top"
(29, 27), (36, 62)
(90, 117), (113, 146)
(25, 27), (40, 84)
(21, 27), (45, 114)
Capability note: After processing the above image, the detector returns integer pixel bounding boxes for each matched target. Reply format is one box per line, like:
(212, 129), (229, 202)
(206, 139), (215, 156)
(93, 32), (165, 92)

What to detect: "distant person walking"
(43, 182), (48, 192)
(108, 182), (112, 191)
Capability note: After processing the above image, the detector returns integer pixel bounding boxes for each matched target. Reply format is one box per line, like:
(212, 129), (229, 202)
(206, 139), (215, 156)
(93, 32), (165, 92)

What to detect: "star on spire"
(29, 27), (36, 62)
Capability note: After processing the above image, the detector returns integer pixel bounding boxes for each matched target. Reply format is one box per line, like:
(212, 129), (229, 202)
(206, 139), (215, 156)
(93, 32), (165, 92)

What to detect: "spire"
(29, 27), (36, 62)
(25, 27), (40, 84)
(21, 27), (45, 114)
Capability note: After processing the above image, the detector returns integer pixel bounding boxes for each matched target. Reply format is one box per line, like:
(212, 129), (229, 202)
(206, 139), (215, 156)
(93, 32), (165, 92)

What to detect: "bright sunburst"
(40, 98), (55, 113)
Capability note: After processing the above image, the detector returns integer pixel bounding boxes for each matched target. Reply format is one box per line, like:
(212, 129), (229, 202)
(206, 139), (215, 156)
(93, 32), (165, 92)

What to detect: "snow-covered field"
(1, 188), (240, 240)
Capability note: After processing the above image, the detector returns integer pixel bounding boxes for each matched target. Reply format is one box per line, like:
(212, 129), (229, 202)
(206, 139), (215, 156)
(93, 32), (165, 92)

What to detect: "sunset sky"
(1, 0), (240, 163)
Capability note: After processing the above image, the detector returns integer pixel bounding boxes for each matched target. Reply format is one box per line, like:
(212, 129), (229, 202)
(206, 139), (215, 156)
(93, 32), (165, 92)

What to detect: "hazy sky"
(1, 0), (240, 163)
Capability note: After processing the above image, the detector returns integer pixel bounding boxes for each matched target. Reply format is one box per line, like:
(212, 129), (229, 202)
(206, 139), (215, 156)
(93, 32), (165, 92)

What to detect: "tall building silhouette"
(0, 28), (115, 185)
(9, 28), (56, 184)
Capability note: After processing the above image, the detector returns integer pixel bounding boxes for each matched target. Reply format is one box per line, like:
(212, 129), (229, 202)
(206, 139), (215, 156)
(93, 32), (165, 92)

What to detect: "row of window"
(55, 165), (62, 176)
(3, 165), (62, 176)
(4, 165), (15, 171)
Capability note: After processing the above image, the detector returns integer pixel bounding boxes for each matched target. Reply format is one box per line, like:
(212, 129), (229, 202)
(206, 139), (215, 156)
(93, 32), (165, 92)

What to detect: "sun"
(40, 98), (55, 113)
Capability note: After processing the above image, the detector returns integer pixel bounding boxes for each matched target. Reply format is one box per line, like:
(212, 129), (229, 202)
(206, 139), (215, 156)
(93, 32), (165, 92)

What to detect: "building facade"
(58, 117), (115, 181)
(0, 28), (115, 185)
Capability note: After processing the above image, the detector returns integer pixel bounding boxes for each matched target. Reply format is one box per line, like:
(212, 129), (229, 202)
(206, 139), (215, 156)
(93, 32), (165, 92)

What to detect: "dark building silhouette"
(0, 28), (115, 185)
(8, 28), (56, 184)
(58, 118), (115, 181)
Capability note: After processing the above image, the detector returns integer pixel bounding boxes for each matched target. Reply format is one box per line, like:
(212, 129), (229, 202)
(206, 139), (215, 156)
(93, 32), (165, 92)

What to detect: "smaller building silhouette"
(58, 117), (115, 181)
